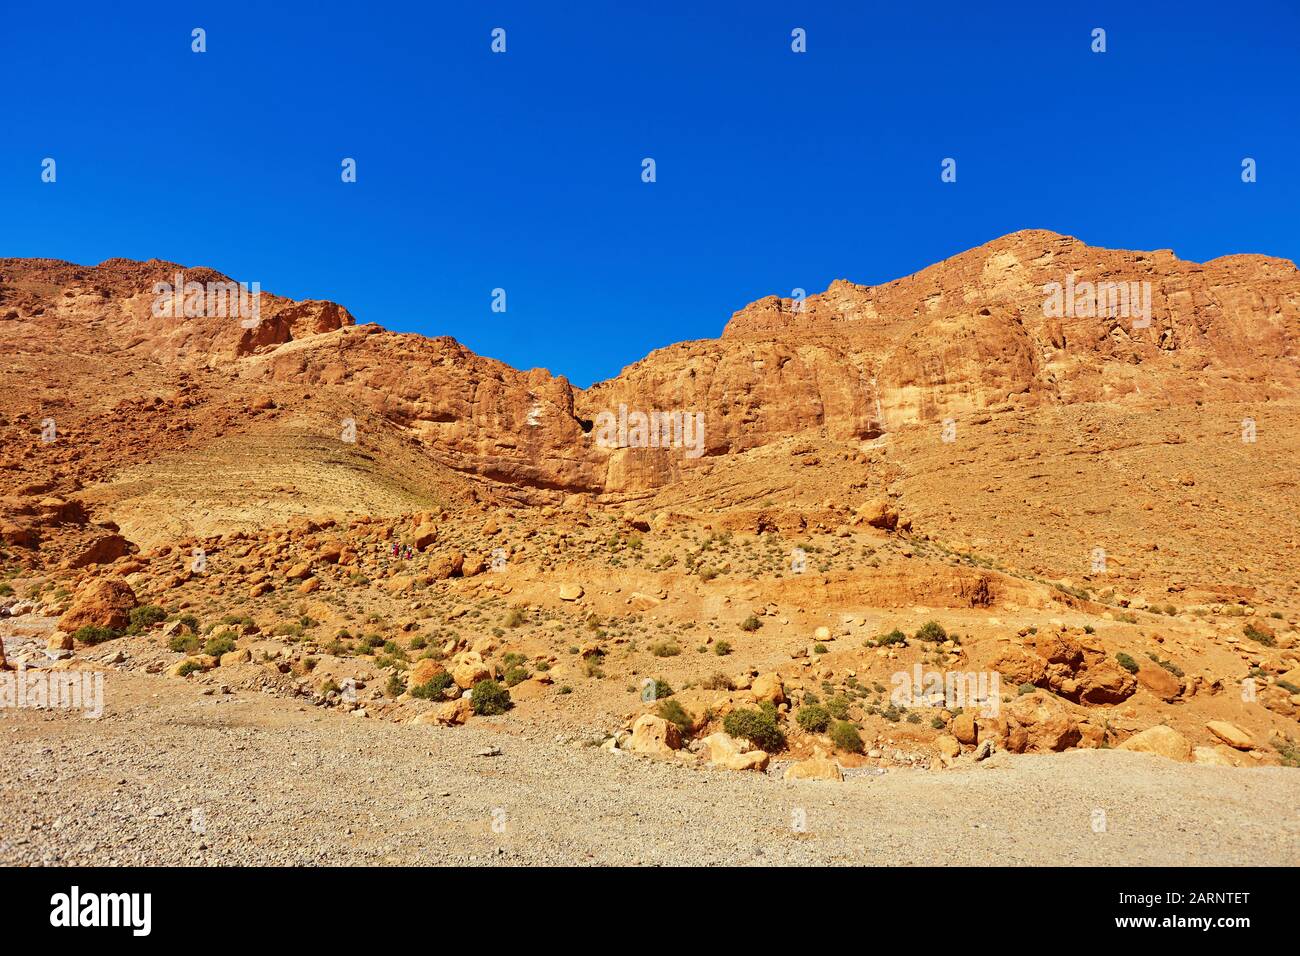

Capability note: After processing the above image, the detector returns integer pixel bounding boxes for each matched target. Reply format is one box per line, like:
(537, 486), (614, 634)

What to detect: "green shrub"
(649, 641), (681, 657)
(470, 679), (512, 715)
(503, 665), (529, 687)
(128, 605), (167, 633)
(1018, 682), (1036, 695)
(657, 699), (693, 737)
(1243, 623), (1276, 647)
(410, 671), (454, 699)
(644, 678), (673, 700)
(1115, 652), (1139, 674)
(714, 640), (732, 656)
(796, 703), (830, 733)
(701, 672), (733, 691)
(722, 707), (785, 752)
(386, 673), (407, 697)
(176, 659), (204, 677)
(876, 628), (907, 646)
(739, 615), (762, 632)
(72, 625), (118, 646)
(825, 695), (850, 720)
(203, 633), (237, 658)
(914, 620), (947, 643)
(168, 632), (201, 654)
(812, 643), (828, 654)
(829, 720), (864, 753)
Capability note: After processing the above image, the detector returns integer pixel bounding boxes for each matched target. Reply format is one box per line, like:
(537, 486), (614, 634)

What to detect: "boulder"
(219, 648), (252, 667)
(783, 752), (843, 781)
(749, 672), (786, 706)
(1191, 746), (1237, 767)
(69, 533), (132, 568)
(626, 714), (682, 756)
(1116, 725), (1192, 762)
(1205, 721), (1254, 750)
(701, 732), (769, 771)
(408, 658), (448, 689)
(450, 651), (491, 690)
(1004, 692), (1081, 753)
(1076, 659), (1137, 704)
(935, 735), (961, 759)
(428, 551), (464, 580)
(558, 583), (584, 601)
(951, 712), (978, 745)
(1135, 663), (1181, 701)
(58, 577), (137, 632)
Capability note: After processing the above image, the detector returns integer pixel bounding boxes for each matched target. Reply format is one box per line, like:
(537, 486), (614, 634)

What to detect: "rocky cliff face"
(3, 230), (1297, 501)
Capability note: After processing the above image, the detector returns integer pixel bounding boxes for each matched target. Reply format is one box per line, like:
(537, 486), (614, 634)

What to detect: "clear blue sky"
(3, 1), (1296, 387)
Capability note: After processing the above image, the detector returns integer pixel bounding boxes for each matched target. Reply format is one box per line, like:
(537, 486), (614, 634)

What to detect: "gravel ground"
(2, 670), (1297, 866)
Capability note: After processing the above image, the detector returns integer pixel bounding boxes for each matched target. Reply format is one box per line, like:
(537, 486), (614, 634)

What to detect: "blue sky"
(3, 1), (1296, 387)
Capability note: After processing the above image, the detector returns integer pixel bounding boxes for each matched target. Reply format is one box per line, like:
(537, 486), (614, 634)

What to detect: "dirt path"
(2, 670), (1296, 866)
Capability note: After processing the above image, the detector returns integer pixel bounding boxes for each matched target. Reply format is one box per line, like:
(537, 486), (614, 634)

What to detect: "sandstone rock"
(1135, 663), (1181, 701)
(285, 561), (313, 580)
(1076, 659), (1137, 704)
(434, 697), (472, 726)
(952, 712), (978, 745)
(749, 672), (785, 706)
(58, 577), (137, 632)
(450, 651), (491, 689)
(626, 714), (682, 756)
(47, 632), (75, 652)
(1191, 746), (1237, 767)
(428, 551), (464, 579)
(701, 732), (769, 771)
(935, 734), (961, 759)
(1205, 720), (1253, 750)
(408, 658), (448, 689)
(1116, 725), (1192, 762)
(558, 583), (584, 601)
(70, 533), (132, 568)
(219, 648), (252, 667)
(1004, 692), (1080, 753)
(783, 753), (843, 781)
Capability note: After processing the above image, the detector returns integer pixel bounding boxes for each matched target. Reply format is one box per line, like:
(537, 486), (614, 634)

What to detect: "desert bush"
(504, 608), (526, 628)
(796, 703), (830, 733)
(386, 673), (406, 697)
(73, 625), (118, 645)
(649, 641), (681, 657)
(829, 720), (864, 753)
(657, 699), (693, 737)
(723, 706), (785, 752)
(739, 615), (762, 632)
(876, 629), (907, 646)
(701, 672), (733, 691)
(1243, 623), (1276, 647)
(914, 620), (947, 643)
(1114, 652), (1139, 674)
(168, 632), (200, 653)
(714, 640), (732, 656)
(175, 659), (204, 677)
(410, 671), (454, 699)
(470, 679), (512, 715)
(825, 695), (850, 720)
(203, 633), (237, 658)
(128, 605), (167, 633)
